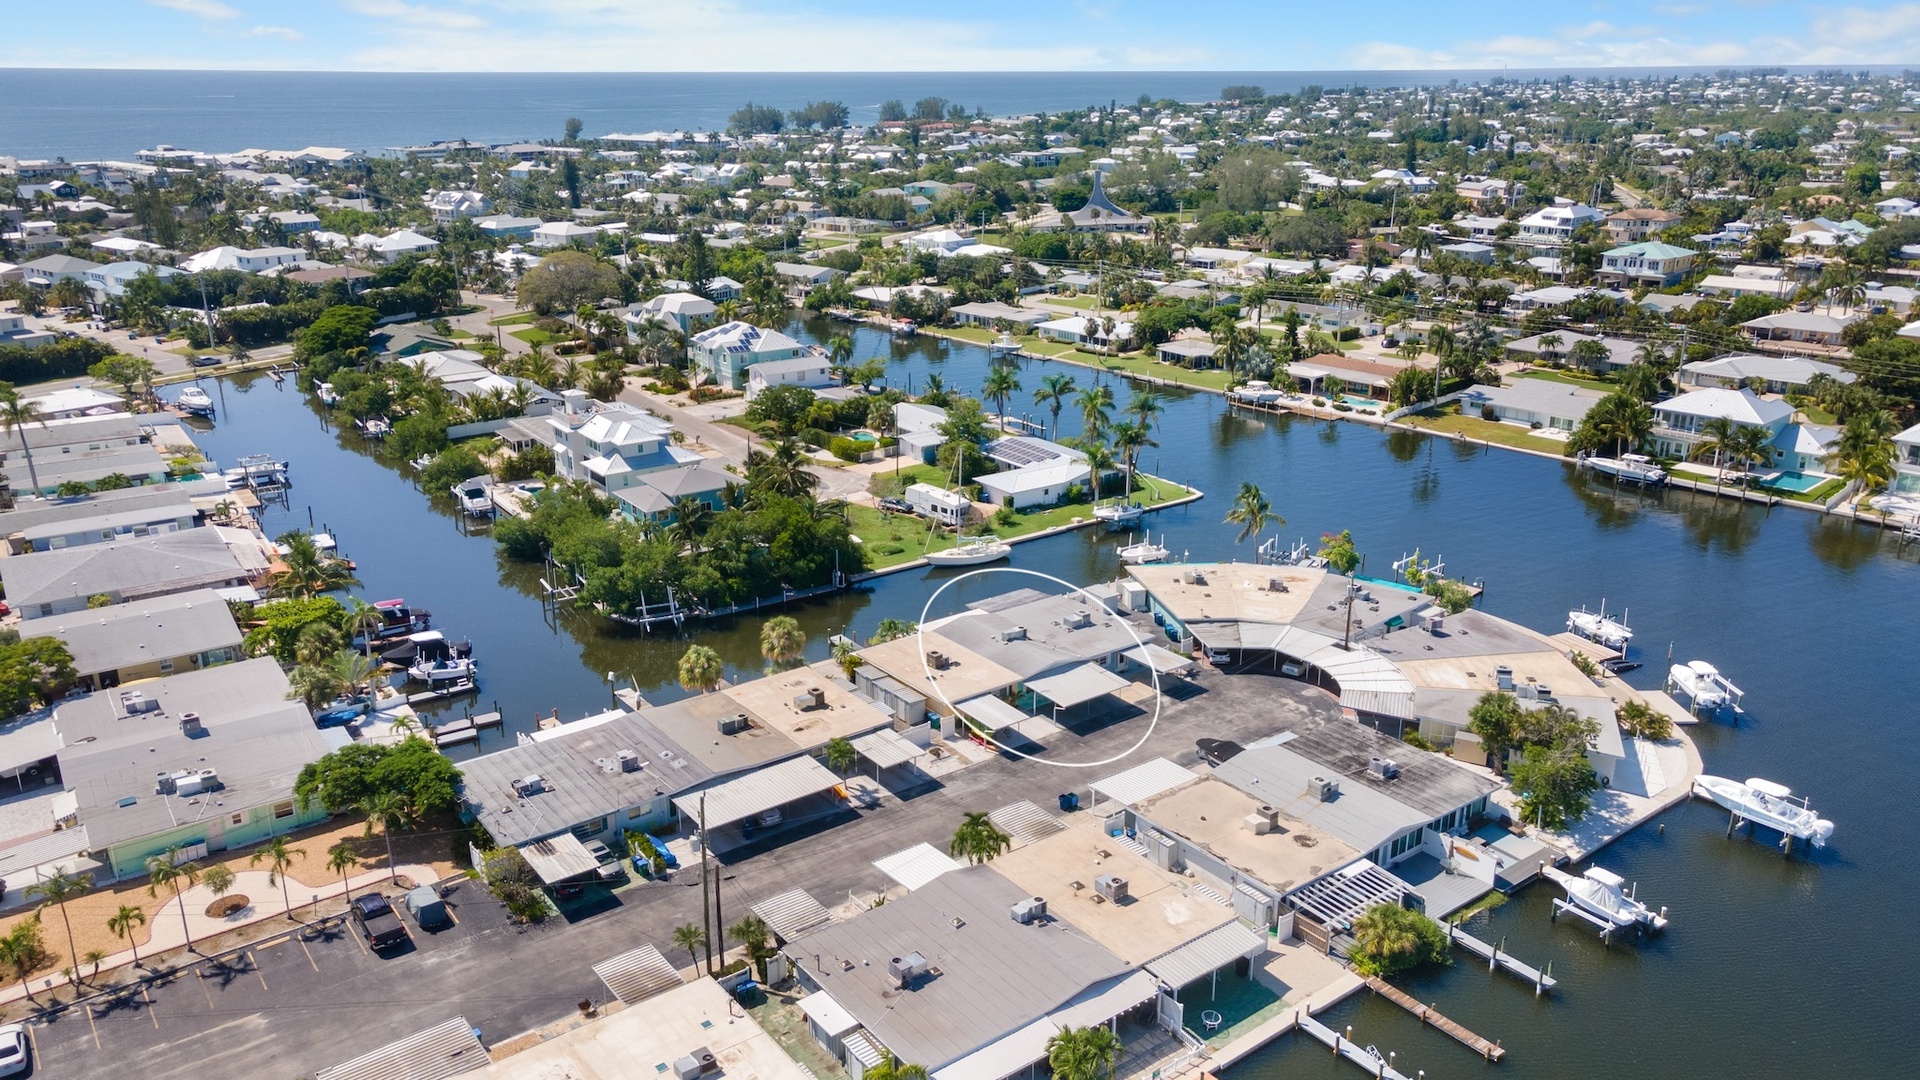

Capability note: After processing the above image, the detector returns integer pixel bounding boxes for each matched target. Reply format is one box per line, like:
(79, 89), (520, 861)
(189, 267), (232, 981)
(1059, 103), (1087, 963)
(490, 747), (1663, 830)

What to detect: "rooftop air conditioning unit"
(1267, 578), (1289, 593)
(927, 650), (948, 670)
(1096, 875), (1129, 902)
(1495, 665), (1515, 691)
(718, 713), (750, 735)
(1069, 609), (1092, 629)
(1258, 804), (1279, 826)
(617, 749), (640, 772)
(1428, 613), (1446, 635)
(1002, 625), (1027, 643)
(1243, 813), (1272, 835)
(179, 712), (205, 738)
(174, 771), (206, 797)
(1010, 896), (1047, 924)
(1309, 776), (1339, 800)
(810, 687), (827, 708)
(1368, 756), (1401, 780)
(155, 771), (176, 795)
(197, 767), (219, 790)
(513, 774), (545, 797)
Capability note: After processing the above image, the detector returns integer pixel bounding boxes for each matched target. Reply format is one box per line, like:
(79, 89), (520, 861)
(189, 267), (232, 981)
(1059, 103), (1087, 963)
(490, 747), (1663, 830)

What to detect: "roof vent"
(718, 712), (751, 735)
(927, 650), (948, 670)
(1068, 609), (1092, 629)
(1309, 776), (1339, 800)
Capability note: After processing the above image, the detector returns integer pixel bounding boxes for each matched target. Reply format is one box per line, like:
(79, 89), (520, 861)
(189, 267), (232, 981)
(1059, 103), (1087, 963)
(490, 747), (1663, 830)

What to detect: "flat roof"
(0, 484), (198, 537)
(1276, 721), (1502, 820)
(724, 662), (897, 750)
(634, 690), (805, 777)
(0, 528), (247, 609)
(316, 1017), (488, 1080)
(859, 633), (1023, 708)
(1134, 776), (1359, 894)
(23, 588), (239, 676)
(1026, 663), (1131, 708)
(672, 753), (840, 829)
(988, 815), (1235, 966)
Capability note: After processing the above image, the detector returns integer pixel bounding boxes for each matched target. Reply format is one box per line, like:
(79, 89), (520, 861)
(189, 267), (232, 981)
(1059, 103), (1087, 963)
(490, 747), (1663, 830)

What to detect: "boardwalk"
(1365, 977), (1507, 1061)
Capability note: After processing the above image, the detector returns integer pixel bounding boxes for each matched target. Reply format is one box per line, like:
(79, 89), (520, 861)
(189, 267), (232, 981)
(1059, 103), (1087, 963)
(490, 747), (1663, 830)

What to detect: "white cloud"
(245, 25), (305, 41)
(146, 0), (239, 18)
(343, 0), (487, 31)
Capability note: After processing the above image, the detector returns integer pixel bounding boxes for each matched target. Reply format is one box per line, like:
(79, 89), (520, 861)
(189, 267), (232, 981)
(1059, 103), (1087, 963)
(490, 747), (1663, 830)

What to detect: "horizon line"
(3, 62), (1915, 76)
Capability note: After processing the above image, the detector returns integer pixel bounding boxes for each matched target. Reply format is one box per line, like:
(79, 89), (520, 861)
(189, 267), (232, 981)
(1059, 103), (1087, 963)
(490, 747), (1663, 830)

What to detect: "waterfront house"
(688, 320), (809, 389)
(1649, 387), (1794, 460)
(1515, 202), (1605, 249)
(747, 356), (836, 401)
(972, 437), (1094, 510)
(1035, 315), (1136, 352)
(23, 589), (241, 691)
(772, 262), (844, 292)
(0, 528), (252, 619)
(409, 349), (562, 416)
(1283, 354), (1398, 400)
(21, 385), (126, 420)
(949, 300), (1049, 330)
(1598, 241), (1698, 287)
(1677, 353), (1853, 395)
(1894, 423), (1920, 494)
(624, 291), (715, 335)
(53, 658), (332, 879)
(1458, 381), (1605, 433)
(1157, 337), (1219, 367)
(1739, 310), (1858, 348)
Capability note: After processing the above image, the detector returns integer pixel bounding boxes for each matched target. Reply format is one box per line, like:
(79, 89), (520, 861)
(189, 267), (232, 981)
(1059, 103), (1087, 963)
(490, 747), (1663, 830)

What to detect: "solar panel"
(985, 438), (1060, 467)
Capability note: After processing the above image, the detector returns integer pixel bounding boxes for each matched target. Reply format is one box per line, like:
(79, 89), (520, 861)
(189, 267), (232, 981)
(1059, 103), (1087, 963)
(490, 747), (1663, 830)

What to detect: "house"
(688, 320), (809, 389)
(21, 385), (126, 420)
(1893, 423), (1920, 494)
(265, 209), (320, 234)
(1438, 241), (1495, 264)
(52, 658), (332, 879)
(426, 189), (492, 223)
(1514, 202), (1605, 248)
(949, 301), (1049, 330)
(18, 253), (103, 286)
(1650, 387), (1794, 459)
(83, 260), (182, 300)
(0, 313), (55, 349)
(409, 349), (562, 414)
(975, 436), (1092, 510)
(1678, 354), (1853, 394)
(181, 245), (303, 274)
(23, 589), (241, 691)
(1457, 381), (1606, 433)
(1035, 315), (1135, 352)
(360, 229), (439, 263)
(1503, 330), (1640, 372)
(1283, 354), (1399, 399)
(1157, 337), (1219, 367)
(531, 221), (599, 249)
(1739, 310), (1859, 347)
(474, 215), (541, 240)
(1605, 207), (1683, 244)
(1696, 273), (1797, 300)
(1455, 176), (1521, 205)
(0, 528), (253, 619)
(1598, 241), (1698, 287)
(625, 291), (715, 335)
(747, 356), (836, 400)
(611, 462), (734, 525)
(772, 262), (844, 289)
(6, 488), (200, 554)
(900, 229), (1009, 259)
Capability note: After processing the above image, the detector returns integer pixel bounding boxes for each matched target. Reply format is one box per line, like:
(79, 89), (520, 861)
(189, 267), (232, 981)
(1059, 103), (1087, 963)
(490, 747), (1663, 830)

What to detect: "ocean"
(0, 66), (1871, 162)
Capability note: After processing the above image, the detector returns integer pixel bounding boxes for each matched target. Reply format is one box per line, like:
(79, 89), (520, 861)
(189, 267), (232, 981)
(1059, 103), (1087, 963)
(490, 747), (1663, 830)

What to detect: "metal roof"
(956, 694), (1031, 731)
(873, 842), (964, 891)
(931, 970), (1159, 1080)
(1026, 663), (1131, 709)
(1285, 860), (1411, 930)
(314, 1016), (488, 1080)
(518, 832), (601, 884)
(23, 589), (240, 677)
(798, 990), (861, 1038)
(592, 944), (685, 1004)
(1143, 920), (1266, 989)
(673, 754), (840, 829)
(1124, 642), (1195, 674)
(851, 727), (924, 771)
(752, 887), (835, 941)
(989, 800), (1065, 845)
(1090, 757), (1199, 809)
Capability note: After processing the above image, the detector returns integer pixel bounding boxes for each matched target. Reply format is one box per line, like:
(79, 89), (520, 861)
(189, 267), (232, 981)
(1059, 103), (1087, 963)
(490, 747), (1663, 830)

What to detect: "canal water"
(183, 320), (1919, 1079)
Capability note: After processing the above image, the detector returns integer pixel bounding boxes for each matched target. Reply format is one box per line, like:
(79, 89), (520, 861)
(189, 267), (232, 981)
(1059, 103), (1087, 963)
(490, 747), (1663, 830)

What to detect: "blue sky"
(10, 1), (1918, 71)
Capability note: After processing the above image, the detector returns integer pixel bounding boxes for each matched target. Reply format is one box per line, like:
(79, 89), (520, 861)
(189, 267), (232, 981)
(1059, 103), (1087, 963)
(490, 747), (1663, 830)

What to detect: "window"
(159, 658), (174, 672)
(230, 811), (246, 826)
(571, 816), (610, 840)
(272, 800), (295, 820)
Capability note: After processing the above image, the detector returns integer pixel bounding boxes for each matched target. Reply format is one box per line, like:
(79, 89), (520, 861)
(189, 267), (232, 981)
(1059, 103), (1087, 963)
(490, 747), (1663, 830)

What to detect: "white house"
(0, 313), (56, 349)
(900, 228), (1009, 259)
(1035, 315), (1135, 352)
(1515, 203), (1605, 248)
(1598, 241), (1698, 287)
(1894, 423), (1920, 494)
(531, 221), (599, 249)
(546, 397), (702, 497)
(625, 291), (715, 335)
(1677, 354), (1853, 394)
(746, 356), (835, 400)
(426, 189), (492, 223)
(1457, 381), (1605, 433)
(1650, 387), (1794, 459)
(1739, 310), (1858, 347)
(360, 229), (439, 263)
(975, 436), (1094, 510)
(475, 215), (540, 240)
(181, 245), (303, 273)
(84, 261), (182, 300)
(688, 320), (809, 389)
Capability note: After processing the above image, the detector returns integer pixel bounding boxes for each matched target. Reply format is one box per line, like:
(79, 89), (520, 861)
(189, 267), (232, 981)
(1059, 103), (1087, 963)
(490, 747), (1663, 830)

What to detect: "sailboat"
(926, 535), (1012, 566)
(1544, 865), (1668, 936)
(1693, 775), (1834, 851)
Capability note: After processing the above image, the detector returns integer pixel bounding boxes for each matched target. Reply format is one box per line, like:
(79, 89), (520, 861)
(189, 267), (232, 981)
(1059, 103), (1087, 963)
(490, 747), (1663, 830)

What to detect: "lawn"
(938, 325), (1000, 345)
(1518, 369), (1615, 390)
(487, 312), (536, 326)
(1402, 406), (1571, 454)
(1780, 477), (1846, 503)
(1047, 294), (1100, 310)
(509, 326), (574, 347)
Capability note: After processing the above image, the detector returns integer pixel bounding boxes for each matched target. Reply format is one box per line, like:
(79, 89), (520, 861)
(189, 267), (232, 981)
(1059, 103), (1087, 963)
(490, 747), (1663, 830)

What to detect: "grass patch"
(509, 327), (573, 347)
(1401, 406), (1570, 454)
(938, 326), (999, 344)
(488, 312), (536, 326)
(1047, 294), (1099, 310)
(1448, 890), (1509, 921)
(1796, 404), (1838, 425)
(849, 472), (1191, 570)
(1518, 369), (1615, 390)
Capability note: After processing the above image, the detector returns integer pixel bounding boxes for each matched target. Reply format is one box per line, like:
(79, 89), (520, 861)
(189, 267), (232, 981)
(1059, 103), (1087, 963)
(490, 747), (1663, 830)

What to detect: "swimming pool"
(1759, 470), (1830, 494)
(1341, 396), (1380, 409)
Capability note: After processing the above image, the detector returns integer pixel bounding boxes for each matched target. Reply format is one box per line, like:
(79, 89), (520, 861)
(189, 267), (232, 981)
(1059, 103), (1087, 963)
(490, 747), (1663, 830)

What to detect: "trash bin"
(1058, 792), (1080, 812)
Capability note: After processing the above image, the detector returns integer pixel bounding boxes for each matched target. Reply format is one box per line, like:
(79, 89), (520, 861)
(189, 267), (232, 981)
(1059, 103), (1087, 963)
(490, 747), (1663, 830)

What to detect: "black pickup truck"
(350, 893), (410, 950)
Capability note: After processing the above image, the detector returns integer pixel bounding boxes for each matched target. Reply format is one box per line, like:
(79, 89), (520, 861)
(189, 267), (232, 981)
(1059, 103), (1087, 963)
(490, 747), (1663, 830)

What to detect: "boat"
(1116, 531), (1171, 565)
(409, 454), (433, 471)
(1544, 864), (1668, 937)
(315, 381), (340, 405)
(925, 536), (1012, 567)
(891, 319), (917, 337)
(1579, 451), (1668, 486)
(1093, 500), (1147, 529)
(1692, 775), (1834, 851)
(222, 454), (291, 491)
(452, 476), (495, 519)
(1667, 659), (1744, 714)
(1567, 602), (1632, 650)
(408, 652), (478, 685)
(357, 416), (391, 438)
(407, 677), (477, 705)
(1227, 380), (1287, 406)
(355, 598), (431, 644)
(177, 385), (215, 417)
(988, 332), (1021, 359)
(378, 629), (472, 666)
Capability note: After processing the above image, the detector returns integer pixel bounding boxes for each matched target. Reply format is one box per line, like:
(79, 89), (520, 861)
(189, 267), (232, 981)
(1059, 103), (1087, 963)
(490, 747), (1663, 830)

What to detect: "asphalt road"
(29, 628), (1337, 1080)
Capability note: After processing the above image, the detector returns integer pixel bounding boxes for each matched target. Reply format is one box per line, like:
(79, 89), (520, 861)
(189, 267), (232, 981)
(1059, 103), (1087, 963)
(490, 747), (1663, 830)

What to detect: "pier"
(1294, 1010), (1412, 1079)
(1364, 977), (1507, 1061)
(1446, 920), (1557, 995)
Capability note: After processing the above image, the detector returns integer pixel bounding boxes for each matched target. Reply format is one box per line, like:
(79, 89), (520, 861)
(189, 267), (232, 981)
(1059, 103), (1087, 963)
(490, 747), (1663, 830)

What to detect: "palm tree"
(287, 661), (348, 710)
(746, 438), (820, 499)
(1568, 339), (1611, 375)
(25, 869), (87, 974)
(1074, 384), (1114, 442)
(671, 922), (707, 972)
(728, 913), (773, 975)
(832, 639), (861, 682)
(1032, 373), (1077, 441)
(271, 531), (363, 598)
(948, 811), (1011, 865)
(0, 385), (46, 496)
(1046, 1025), (1124, 1080)
(0, 923), (43, 1002)
(827, 333), (855, 371)
(760, 615), (806, 669)
(1080, 443), (1118, 502)
(1535, 333), (1564, 360)
(146, 848), (202, 953)
(867, 1054), (931, 1080)
(678, 643), (725, 693)
(251, 836), (307, 920)
(327, 840), (360, 908)
(358, 791), (412, 882)
(1224, 482), (1283, 545)
(1126, 389), (1163, 432)
(107, 904), (148, 967)
(1691, 417), (1740, 474)
(1110, 419), (1156, 500)
(982, 365), (1021, 432)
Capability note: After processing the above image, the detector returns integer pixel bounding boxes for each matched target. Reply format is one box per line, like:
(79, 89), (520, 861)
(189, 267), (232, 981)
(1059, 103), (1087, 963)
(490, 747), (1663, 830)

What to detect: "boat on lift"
(1567, 601), (1632, 651)
(1692, 775), (1834, 852)
(988, 331), (1021, 359)
(1116, 531), (1171, 565)
(315, 381), (340, 406)
(925, 536), (1012, 567)
(354, 598), (431, 644)
(452, 476), (494, 519)
(1667, 660), (1744, 715)
(1579, 451), (1668, 486)
(357, 416), (391, 438)
(378, 629), (471, 667)
(1093, 500), (1146, 529)
(177, 385), (216, 417)
(1544, 864), (1668, 937)
(408, 652), (478, 685)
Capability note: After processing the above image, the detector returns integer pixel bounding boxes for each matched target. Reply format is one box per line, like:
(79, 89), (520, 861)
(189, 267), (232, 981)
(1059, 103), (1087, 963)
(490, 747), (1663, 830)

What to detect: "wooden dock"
(1447, 921), (1557, 995)
(1364, 977), (1506, 1062)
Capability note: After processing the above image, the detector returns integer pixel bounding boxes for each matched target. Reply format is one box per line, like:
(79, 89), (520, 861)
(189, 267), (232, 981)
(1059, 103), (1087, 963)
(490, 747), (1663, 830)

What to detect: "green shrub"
(830, 437), (864, 462)
(801, 427), (835, 450)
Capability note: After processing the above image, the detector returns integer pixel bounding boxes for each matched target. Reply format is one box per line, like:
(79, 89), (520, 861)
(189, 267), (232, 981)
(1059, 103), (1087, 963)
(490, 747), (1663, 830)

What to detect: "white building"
(1515, 203), (1605, 248)
(426, 189), (492, 223)
(531, 221), (600, 249)
(180, 245), (303, 274)
(1650, 387), (1794, 460)
(625, 291), (715, 335)
(746, 356), (836, 400)
(359, 229), (440, 264)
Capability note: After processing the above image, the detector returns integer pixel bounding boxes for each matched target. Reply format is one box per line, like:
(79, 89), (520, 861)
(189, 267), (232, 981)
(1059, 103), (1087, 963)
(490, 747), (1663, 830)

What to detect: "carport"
(517, 833), (601, 885)
(956, 693), (1035, 738)
(1087, 756), (1198, 814)
(1026, 662), (1132, 720)
(673, 754), (843, 851)
(593, 944), (686, 1003)
(873, 841), (963, 891)
(315, 1015), (489, 1080)
(850, 727), (925, 780)
(1124, 642), (1195, 677)
(752, 887), (835, 941)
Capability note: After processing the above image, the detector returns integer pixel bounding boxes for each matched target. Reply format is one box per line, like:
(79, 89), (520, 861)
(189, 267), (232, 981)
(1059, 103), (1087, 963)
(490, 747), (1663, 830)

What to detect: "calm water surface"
(185, 322), (1918, 1078)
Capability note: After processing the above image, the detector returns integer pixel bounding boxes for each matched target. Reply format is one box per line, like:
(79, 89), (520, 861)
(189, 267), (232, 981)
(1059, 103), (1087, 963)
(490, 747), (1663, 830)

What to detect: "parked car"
(349, 893), (410, 950)
(0, 602), (11, 618)
(583, 839), (624, 880)
(877, 496), (913, 514)
(404, 884), (450, 930)
(0, 1022), (29, 1077)
(191, 354), (224, 367)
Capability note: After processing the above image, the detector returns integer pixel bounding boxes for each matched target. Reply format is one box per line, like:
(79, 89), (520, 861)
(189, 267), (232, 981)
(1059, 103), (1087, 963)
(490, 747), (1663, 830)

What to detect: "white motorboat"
(357, 416), (391, 438)
(452, 476), (494, 518)
(988, 332), (1021, 358)
(315, 381), (340, 406)
(408, 654), (478, 685)
(1116, 532), (1170, 565)
(1667, 660), (1744, 714)
(1580, 451), (1668, 486)
(1693, 775), (1834, 850)
(223, 453), (290, 490)
(177, 386), (215, 417)
(1093, 500), (1146, 528)
(1228, 380), (1287, 406)
(1543, 864), (1668, 936)
(926, 536), (1011, 566)
(1567, 603), (1632, 650)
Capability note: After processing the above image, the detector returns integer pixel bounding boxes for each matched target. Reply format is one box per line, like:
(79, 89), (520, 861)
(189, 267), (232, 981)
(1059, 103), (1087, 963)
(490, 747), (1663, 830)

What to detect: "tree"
(678, 643), (724, 693)
(1828, 410), (1898, 496)
(201, 863), (236, 910)
(0, 922), (46, 1001)
(869, 618), (917, 644)
(564, 116), (585, 142)
(1075, 383), (1115, 442)
(948, 811), (1011, 865)
(89, 354), (158, 400)
(825, 736), (856, 777)
(729, 913), (775, 977)
(1046, 1025), (1124, 1080)
(294, 737), (463, 817)
(296, 305), (378, 362)
(832, 639), (861, 681)
(108, 904), (148, 967)
(271, 531), (362, 598)
(1615, 699), (1672, 741)
(1566, 392), (1654, 457)
(1348, 903), (1451, 977)
(1388, 365), (1436, 409)
(1224, 482), (1282, 545)
(760, 615), (806, 669)
(1317, 530), (1360, 575)
(358, 790), (412, 882)
(1510, 739), (1601, 829)
(252, 836), (307, 920)
(746, 438), (820, 499)
(517, 250), (622, 315)
(867, 1053), (931, 1080)
(671, 922), (707, 971)
(1032, 373), (1077, 440)
(25, 869), (87, 975)
(1466, 691), (1526, 766)
(746, 384), (816, 437)
(0, 635), (79, 718)
(0, 383), (45, 495)
(147, 848), (202, 953)
(982, 365), (1021, 431)
(327, 839), (361, 906)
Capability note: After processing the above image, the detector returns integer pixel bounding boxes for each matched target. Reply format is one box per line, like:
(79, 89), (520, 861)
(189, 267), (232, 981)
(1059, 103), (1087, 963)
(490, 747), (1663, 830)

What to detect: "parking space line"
(142, 986), (159, 1029)
(251, 952), (268, 992)
(254, 936), (286, 950)
(84, 997), (101, 1049)
(298, 934), (320, 971)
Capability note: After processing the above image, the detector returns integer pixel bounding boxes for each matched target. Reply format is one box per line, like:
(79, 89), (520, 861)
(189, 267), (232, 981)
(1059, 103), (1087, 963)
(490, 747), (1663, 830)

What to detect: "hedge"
(0, 337), (117, 384)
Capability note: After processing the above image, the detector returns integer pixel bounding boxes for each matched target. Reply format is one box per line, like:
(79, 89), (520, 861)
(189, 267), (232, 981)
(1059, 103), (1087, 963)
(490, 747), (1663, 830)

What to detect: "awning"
(0, 717), (60, 775)
(873, 842), (963, 891)
(315, 1016), (488, 1080)
(673, 754), (841, 830)
(988, 800), (1066, 845)
(1027, 663), (1131, 709)
(518, 833), (600, 884)
(752, 887), (834, 941)
(851, 728), (923, 771)
(593, 944), (684, 1003)
(797, 990), (860, 1038)
(1125, 643), (1195, 675)
(1090, 757), (1197, 809)
(1144, 920), (1266, 989)
(957, 694), (1031, 731)
(1287, 860), (1412, 930)
(933, 971), (1159, 1080)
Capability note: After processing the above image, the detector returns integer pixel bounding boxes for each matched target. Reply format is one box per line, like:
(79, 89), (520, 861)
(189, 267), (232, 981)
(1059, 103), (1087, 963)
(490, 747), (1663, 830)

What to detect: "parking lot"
(28, 669), (1337, 1079)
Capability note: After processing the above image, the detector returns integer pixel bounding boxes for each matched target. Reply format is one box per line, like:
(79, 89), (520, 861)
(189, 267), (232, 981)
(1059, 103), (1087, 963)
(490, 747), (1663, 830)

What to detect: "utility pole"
(699, 793), (714, 974)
